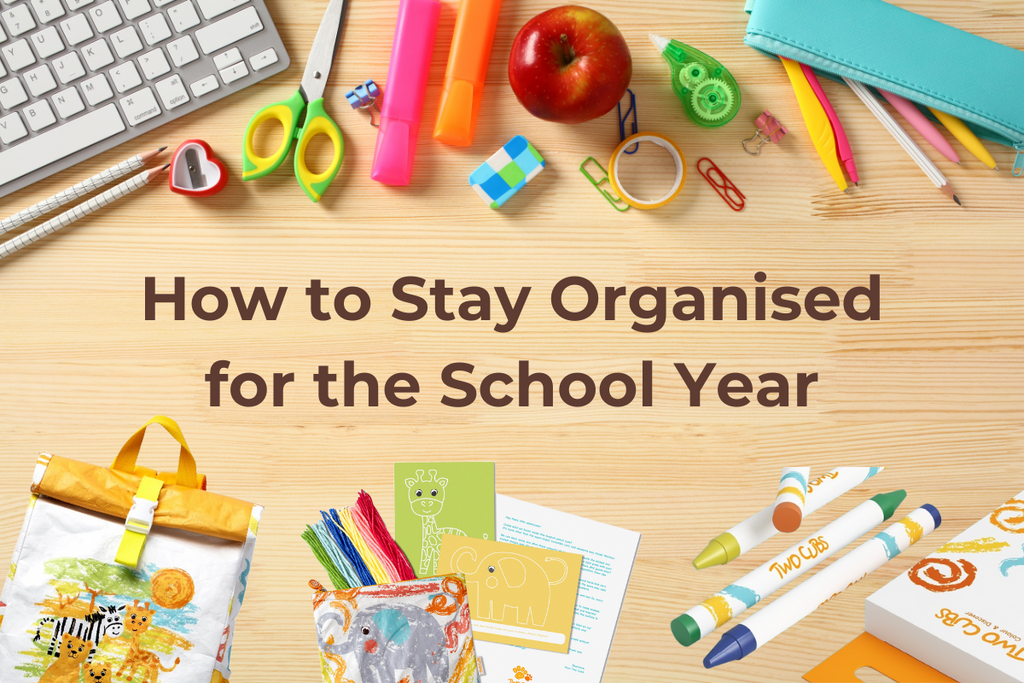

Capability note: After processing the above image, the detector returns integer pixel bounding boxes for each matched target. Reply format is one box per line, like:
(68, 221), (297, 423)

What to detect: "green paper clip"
(580, 157), (629, 212)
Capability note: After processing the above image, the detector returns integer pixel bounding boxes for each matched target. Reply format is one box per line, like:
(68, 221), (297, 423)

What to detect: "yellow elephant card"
(438, 535), (583, 654)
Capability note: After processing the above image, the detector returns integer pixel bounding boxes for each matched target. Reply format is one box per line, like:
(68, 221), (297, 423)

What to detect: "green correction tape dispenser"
(651, 34), (741, 128)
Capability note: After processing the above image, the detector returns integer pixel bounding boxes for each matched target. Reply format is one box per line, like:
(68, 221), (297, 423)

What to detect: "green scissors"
(242, 0), (349, 202)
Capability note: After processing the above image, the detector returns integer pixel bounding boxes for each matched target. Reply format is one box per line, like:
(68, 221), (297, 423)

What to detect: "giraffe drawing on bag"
(116, 601), (180, 683)
(406, 469), (467, 577)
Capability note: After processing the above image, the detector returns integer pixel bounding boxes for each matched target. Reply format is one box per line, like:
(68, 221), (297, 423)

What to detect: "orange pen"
(433, 0), (503, 146)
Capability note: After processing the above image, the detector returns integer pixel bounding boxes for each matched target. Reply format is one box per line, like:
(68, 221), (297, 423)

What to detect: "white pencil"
(0, 147), (166, 235)
(0, 165), (168, 260)
(844, 78), (961, 206)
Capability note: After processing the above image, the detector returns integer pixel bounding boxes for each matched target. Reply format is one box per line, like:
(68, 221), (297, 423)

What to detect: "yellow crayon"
(929, 108), (998, 170)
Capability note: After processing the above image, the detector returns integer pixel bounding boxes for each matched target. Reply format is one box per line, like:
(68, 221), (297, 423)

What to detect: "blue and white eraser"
(469, 136), (545, 209)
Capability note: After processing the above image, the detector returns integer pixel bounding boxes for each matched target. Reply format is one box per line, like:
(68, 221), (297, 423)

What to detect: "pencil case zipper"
(743, 2), (1024, 175)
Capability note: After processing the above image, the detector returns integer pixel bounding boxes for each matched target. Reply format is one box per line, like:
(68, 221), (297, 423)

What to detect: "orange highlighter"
(433, 0), (503, 146)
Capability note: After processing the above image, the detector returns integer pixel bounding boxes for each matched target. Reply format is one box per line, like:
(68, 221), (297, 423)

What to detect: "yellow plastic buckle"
(115, 476), (163, 568)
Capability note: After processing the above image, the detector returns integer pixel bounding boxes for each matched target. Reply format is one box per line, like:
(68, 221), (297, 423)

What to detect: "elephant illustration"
(452, 548), (569, 628)
(318, 603), (449, 683)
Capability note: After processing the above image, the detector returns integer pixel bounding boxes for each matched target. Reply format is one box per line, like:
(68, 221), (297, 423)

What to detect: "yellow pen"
(928, 108), (999, 170)
(780, 57), (848, 192)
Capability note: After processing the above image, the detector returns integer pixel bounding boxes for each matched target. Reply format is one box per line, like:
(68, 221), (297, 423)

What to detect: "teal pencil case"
(744, 0), (1024, 175)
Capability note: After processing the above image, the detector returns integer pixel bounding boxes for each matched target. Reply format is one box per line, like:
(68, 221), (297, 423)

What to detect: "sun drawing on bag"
(16, 558), (199, 682)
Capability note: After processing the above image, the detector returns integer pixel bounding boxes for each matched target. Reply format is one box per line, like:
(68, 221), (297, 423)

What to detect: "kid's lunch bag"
(0, 416), (261, 683)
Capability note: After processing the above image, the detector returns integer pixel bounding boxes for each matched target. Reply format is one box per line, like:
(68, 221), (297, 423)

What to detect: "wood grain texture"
(1, 0), (1023, 681)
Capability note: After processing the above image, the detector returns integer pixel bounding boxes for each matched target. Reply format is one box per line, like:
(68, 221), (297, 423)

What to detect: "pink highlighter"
(371, 0), (441, 186)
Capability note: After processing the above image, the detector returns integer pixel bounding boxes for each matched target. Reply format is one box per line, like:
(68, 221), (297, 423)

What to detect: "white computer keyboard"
(0, 0), (289, 199)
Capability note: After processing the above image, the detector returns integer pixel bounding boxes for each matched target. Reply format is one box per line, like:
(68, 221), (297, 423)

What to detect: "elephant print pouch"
(0, 417), (261, 683)
(312, 574), (482, 683)
(437, 536), (583, 654)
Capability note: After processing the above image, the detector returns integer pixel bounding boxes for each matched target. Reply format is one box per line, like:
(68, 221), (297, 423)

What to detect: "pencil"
(0, 147), (166, 235)
(844, 78), (962, 207)
(928, 107), (999, 170)
(0, 165), (168, 260)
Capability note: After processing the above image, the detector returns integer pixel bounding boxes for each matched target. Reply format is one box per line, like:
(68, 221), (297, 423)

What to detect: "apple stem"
(560, 33), (575, 63)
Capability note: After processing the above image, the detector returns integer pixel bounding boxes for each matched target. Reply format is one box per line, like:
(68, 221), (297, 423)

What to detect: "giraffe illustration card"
(437, 535), (584, 654)
(394, 462), (496, 579)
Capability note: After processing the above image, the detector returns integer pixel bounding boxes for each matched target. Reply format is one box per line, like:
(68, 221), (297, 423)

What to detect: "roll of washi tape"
(608, 132), (687, 210)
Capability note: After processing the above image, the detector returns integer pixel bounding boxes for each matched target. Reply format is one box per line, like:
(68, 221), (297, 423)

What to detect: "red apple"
(509, 6), (632, 124)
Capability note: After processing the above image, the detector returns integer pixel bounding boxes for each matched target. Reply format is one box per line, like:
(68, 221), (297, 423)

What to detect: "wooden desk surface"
(1, 0), (1022, 681)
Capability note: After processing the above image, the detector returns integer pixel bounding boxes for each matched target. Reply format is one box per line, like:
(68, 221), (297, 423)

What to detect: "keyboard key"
(0, 111), (27, 144)
(117, 0), (150, 20)
(118, 85), (159, 125)
(24, 63), (56, 95)
(212, 46), (238, 69)
(81, 38), (114, 70)
(0, 24), (5, 44)
(29, 0), (65, 23)
(249, 46), (277, 71)
(194, 6), (261, 54)
(2, 38), (35, 70)
(166, 34), (197, 66)
(53, 51), (85, 83)
(138, 47), (168, 79)
(218, 59), (245, 84)
(154, 0), (177, 6)
(24, 99), (56, 130)
(109, 60), (139, 91)
(138, 12), (169, 45)
(167, 0), (199, 31)
(195, 0), (246, 20)
(0, 58), (5, 80)
(0, 104), (125, 185)
(88, 1), (122, 33)
(188, 73), (216, 96)
(154, 72), (186, 109)
(67, 0), (96, 8)
(59, 13), (93, 46)
(111, 25), (141, 57)
(81, 72), (112, 103)
(2, 4), (36, 37)
(0, 76), (28, 108)
(52, 85), (84, 117)
(29, 25), (63, 58)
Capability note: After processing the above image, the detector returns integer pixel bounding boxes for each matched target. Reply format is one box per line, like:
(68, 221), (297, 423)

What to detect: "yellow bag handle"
(111, 416), (199, 489)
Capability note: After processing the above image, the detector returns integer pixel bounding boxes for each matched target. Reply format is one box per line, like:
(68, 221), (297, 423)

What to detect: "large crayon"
(693, 467), (884, 569)
(705, 504), (941, 668)
(673, 490), (905, 646)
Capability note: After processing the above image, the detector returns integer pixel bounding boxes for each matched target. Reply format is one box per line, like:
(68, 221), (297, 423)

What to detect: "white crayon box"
(866, 490), (1024, 682)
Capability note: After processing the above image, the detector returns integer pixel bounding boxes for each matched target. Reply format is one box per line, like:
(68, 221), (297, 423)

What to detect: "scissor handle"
(294, 98), (344, 203)
(242, 90), (306, 181)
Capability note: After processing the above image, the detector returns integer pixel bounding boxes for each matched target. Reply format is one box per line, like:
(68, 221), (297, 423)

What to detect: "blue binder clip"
(345, 79), (380, 108)
(344, 80), (382, 127)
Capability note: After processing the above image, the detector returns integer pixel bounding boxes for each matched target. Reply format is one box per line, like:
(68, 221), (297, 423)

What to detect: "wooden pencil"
(844, 77), (962, 207)
(1, 148), (166, 235)
(0, 165), (168, 260)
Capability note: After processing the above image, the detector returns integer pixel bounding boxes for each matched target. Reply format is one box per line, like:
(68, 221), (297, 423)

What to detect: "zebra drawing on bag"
(34, 604), (126, 663)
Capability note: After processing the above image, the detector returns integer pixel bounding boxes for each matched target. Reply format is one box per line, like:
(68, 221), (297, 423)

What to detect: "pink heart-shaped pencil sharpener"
(169, 140), (227, 197)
